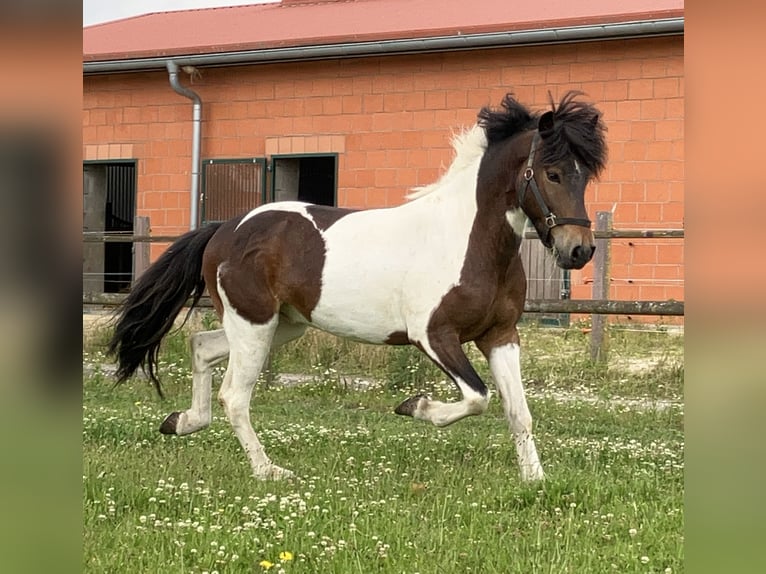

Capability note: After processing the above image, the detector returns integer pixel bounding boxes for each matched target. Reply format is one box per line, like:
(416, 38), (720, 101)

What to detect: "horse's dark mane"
(478, 91), (607, 176)
(477, 93), (537, 145)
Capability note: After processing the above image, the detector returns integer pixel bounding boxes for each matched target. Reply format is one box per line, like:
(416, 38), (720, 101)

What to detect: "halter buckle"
(523, 167), (534, 181)
(545, 213), (558, 228)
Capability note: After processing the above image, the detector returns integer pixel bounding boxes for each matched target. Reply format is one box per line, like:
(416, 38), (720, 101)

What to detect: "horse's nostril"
(571, 244), (595, 262)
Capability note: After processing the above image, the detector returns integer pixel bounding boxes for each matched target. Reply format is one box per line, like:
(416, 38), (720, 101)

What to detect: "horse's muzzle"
(556, 243), (595, 269)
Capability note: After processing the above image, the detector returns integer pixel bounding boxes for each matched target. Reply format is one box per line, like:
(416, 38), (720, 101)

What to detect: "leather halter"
(518, 132), (591, 246)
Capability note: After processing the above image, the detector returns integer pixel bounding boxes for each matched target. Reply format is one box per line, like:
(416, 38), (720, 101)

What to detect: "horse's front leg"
(159, 329), (228, 435)
(394, 331), (490, 427)
(477, 333), (544, 481)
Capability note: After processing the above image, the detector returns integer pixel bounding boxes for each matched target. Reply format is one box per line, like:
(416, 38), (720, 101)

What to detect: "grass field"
(83, 318), (683, 573)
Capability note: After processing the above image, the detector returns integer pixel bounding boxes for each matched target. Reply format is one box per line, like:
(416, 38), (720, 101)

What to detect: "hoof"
(159, 412), (181, 435)
(254, 464), (295, 481)
(394, 394), (428, 417)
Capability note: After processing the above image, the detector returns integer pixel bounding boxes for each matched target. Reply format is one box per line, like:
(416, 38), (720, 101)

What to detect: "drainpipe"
(166, 60), (201, 230)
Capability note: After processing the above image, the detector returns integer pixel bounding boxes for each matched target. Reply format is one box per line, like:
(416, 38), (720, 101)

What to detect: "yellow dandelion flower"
(259, 559), (274, 570)
(279, 551), (294, 561)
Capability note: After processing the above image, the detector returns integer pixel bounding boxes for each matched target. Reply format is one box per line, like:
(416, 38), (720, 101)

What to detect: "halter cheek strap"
(518, 132), (591, 246)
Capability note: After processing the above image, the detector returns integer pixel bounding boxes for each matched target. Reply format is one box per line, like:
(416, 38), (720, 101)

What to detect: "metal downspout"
(166, 60), (201, 230)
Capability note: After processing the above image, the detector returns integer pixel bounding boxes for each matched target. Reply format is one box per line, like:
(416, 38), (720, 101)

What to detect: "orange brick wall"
(83, 36), (684, 320)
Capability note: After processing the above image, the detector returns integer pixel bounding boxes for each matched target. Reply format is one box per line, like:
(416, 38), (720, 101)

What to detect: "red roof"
(84, 0), (683, 62)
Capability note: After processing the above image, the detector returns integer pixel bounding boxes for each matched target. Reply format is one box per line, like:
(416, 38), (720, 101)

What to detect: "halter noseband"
(518, 132), (591, 246)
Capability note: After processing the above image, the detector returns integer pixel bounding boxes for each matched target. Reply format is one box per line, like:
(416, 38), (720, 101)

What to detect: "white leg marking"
(488, 343), (544, 481)
(413, 379), (489, 427)
(409, 338), (489, 427)
(218, 312), (293, 479)
(174, 329), (229, 436)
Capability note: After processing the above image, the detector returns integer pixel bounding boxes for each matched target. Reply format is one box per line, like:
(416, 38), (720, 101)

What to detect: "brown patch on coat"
(427, 131), (533, 352)
(384, 330), (410, 346)
(305, 205), (357, 231)
(201, 210), (328, 325)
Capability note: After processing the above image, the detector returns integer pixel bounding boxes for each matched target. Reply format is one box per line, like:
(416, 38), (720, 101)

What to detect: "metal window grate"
(201, 158), (266, 223)
(105, 163), (135, 231)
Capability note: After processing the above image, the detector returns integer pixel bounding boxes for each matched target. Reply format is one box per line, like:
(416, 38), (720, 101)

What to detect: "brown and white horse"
(109, 91), (607, 481)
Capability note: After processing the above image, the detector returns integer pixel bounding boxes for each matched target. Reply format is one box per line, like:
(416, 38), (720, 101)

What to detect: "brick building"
(83, 0), (684, 321)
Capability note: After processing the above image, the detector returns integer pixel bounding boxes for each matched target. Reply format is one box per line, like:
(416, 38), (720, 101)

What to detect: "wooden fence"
(82, 212), (684, 360)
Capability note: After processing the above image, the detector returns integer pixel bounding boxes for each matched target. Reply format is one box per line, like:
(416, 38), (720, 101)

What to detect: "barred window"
(201, 158), (266, 223)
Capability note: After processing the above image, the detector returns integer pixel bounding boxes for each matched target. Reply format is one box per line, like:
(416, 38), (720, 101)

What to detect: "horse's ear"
(538, 111), (555, 136)
(590, 113), (600, 129)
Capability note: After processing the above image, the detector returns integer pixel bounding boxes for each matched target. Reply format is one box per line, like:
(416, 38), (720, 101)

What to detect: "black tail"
(107, 223), (223, 397)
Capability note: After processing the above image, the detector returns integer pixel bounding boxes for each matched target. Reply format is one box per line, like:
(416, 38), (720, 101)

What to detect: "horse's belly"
(309, 278), (407, 344)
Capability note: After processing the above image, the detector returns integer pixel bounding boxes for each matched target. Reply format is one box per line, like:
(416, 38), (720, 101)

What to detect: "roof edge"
(83, 17), (684, 75)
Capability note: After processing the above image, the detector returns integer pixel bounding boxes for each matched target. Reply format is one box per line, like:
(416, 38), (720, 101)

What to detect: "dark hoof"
(159, 412), (181, 435)
(394, 394), (428, 417)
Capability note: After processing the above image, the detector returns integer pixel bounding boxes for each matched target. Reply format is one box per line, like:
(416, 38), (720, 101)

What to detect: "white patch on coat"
(236, 201), (317, 231)
(505, 207), (528, 239)
(308, 128), (486, 344)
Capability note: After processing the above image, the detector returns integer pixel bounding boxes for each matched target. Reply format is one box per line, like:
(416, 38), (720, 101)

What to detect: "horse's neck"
(477, 134), (531, 248)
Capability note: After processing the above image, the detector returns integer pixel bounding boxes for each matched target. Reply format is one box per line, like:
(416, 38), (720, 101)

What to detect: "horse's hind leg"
(218, 312), (294, 480)
(477, 333), (544, 482)
(159, 329), (228, 436)
(394, 332), (490, 427)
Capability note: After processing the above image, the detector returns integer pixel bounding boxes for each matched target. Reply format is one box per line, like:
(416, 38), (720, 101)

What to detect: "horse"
(108, 91), (607, 481)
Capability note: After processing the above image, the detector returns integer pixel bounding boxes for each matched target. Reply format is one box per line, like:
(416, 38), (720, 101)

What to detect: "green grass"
(83, 319), (683, 573)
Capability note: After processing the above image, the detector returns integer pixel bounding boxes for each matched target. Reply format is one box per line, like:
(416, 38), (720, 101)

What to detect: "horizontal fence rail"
(82, 224), (684, 319)
(82, 234), (180, 243)
(82, 229), (685, 243)
(82, 292), (684, 316)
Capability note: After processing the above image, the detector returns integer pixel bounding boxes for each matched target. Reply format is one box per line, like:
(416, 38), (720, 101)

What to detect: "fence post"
(590, 211), (612, 362)
(133, 216), (150, 283)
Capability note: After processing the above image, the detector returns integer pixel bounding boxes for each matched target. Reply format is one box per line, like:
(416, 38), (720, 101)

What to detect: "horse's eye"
(546, 171), (561, 183)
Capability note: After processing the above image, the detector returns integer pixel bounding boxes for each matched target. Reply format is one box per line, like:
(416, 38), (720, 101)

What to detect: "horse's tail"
(107, 222), (223, 397)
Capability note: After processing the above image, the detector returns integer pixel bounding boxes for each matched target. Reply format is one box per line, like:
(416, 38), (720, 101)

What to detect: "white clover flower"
(640, 556), (650, 564)
(629, 528), (638, 537)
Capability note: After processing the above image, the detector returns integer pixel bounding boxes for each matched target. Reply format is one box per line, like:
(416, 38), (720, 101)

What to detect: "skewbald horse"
(109, 91), (607, 481)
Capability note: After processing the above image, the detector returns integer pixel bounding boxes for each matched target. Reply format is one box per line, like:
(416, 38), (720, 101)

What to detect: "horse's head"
(517, 93), (607, 270)
(478, 91), (607, 270)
